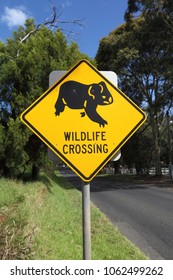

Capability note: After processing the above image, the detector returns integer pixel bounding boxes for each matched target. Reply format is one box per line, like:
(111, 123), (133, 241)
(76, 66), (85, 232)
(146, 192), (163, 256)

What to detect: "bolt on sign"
(20, 59), (147, 182)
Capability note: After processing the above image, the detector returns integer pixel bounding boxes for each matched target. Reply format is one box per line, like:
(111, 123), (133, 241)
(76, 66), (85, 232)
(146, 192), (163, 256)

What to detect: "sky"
(0, 0), (128, 58)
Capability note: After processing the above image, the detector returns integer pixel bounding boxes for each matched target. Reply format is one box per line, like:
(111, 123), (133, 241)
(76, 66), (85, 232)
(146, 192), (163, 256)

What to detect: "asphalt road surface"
(59, 168), (173, 260)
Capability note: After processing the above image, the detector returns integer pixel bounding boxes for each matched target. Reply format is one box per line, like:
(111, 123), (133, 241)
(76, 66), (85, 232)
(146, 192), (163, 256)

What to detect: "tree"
(96, 6), (173, 175)
(17, 2), (84, 46)
(0, 125), (5, 163)
(122, 124), (155, 174)
(125, 0), (173, 19)
(0, 19), (91, 179)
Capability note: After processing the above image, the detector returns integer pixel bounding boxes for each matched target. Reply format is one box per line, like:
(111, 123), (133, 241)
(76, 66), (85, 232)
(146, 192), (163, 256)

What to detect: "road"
(91, 176), (173, 260)
(59, 169), (173, 260)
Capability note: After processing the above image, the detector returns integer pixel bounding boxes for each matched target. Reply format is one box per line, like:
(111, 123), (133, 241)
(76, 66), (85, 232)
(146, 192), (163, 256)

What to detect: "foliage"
(0, 19), (92, 179)
(0, 125), (5, 174)
(122, 125), (154, 174)
(2, 118), (29, 177)
(125, 0), (173, 20)
(96, 2), (173, 174)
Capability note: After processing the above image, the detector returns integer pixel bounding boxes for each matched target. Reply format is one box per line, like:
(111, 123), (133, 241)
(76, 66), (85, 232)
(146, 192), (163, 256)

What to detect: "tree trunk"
(154, 136), (162, 176)
(150, 114), (162, 176)
(113, 161), (120, 174)
(32, 164), (39, 181)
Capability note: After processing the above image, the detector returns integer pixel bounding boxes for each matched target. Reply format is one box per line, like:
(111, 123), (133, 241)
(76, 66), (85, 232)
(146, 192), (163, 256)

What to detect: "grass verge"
(0, 172), (147, 260)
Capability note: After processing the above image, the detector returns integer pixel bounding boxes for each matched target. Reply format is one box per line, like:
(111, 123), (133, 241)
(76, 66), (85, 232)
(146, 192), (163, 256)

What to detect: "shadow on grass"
(21, 169), (78, 192)
(44, 170), (81, 191)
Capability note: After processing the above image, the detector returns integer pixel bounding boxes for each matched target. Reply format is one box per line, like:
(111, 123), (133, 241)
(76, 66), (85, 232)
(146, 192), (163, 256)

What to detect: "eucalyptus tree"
(0, 19), (90, 179)
(96, 2), (173, 175)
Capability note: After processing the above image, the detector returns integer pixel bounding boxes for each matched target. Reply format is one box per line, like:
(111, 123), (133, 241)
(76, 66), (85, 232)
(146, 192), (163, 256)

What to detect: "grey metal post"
(82, 181), (91, 260)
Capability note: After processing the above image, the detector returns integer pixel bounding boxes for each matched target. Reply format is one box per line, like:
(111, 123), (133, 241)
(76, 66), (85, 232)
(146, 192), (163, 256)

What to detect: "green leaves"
(3, 118), (29, 177)
(96, 2), (173, 175)
(0, 19), (91, 178)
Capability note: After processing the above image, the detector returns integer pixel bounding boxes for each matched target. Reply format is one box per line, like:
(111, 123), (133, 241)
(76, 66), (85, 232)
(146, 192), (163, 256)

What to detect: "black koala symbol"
(54, 80), (113, 127)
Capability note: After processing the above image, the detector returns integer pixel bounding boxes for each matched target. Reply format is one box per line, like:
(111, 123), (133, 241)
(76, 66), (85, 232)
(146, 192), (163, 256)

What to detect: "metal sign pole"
(82, 181), (91, 260)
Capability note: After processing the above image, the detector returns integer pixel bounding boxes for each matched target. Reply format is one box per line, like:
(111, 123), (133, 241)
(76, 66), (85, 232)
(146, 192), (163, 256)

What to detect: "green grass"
(0, 172), (147, 260)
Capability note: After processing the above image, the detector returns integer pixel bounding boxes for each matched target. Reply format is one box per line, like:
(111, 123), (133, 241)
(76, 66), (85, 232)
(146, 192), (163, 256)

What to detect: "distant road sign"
(21, 60), (146, 181)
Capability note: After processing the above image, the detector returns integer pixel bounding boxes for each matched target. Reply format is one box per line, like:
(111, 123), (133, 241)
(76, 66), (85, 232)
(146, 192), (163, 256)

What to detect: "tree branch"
(19, 1), (85, 44)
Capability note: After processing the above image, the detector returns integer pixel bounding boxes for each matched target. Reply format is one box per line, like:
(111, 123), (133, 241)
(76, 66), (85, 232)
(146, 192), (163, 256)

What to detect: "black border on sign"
(21, 59), (147, 182)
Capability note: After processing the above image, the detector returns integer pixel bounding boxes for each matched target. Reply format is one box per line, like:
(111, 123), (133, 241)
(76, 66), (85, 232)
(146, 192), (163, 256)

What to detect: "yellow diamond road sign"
(20, 59), (147, 182)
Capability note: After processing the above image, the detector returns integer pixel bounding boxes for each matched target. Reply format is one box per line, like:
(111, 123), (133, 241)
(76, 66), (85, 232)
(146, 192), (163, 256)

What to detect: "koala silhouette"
(54, 80), (113, 127)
